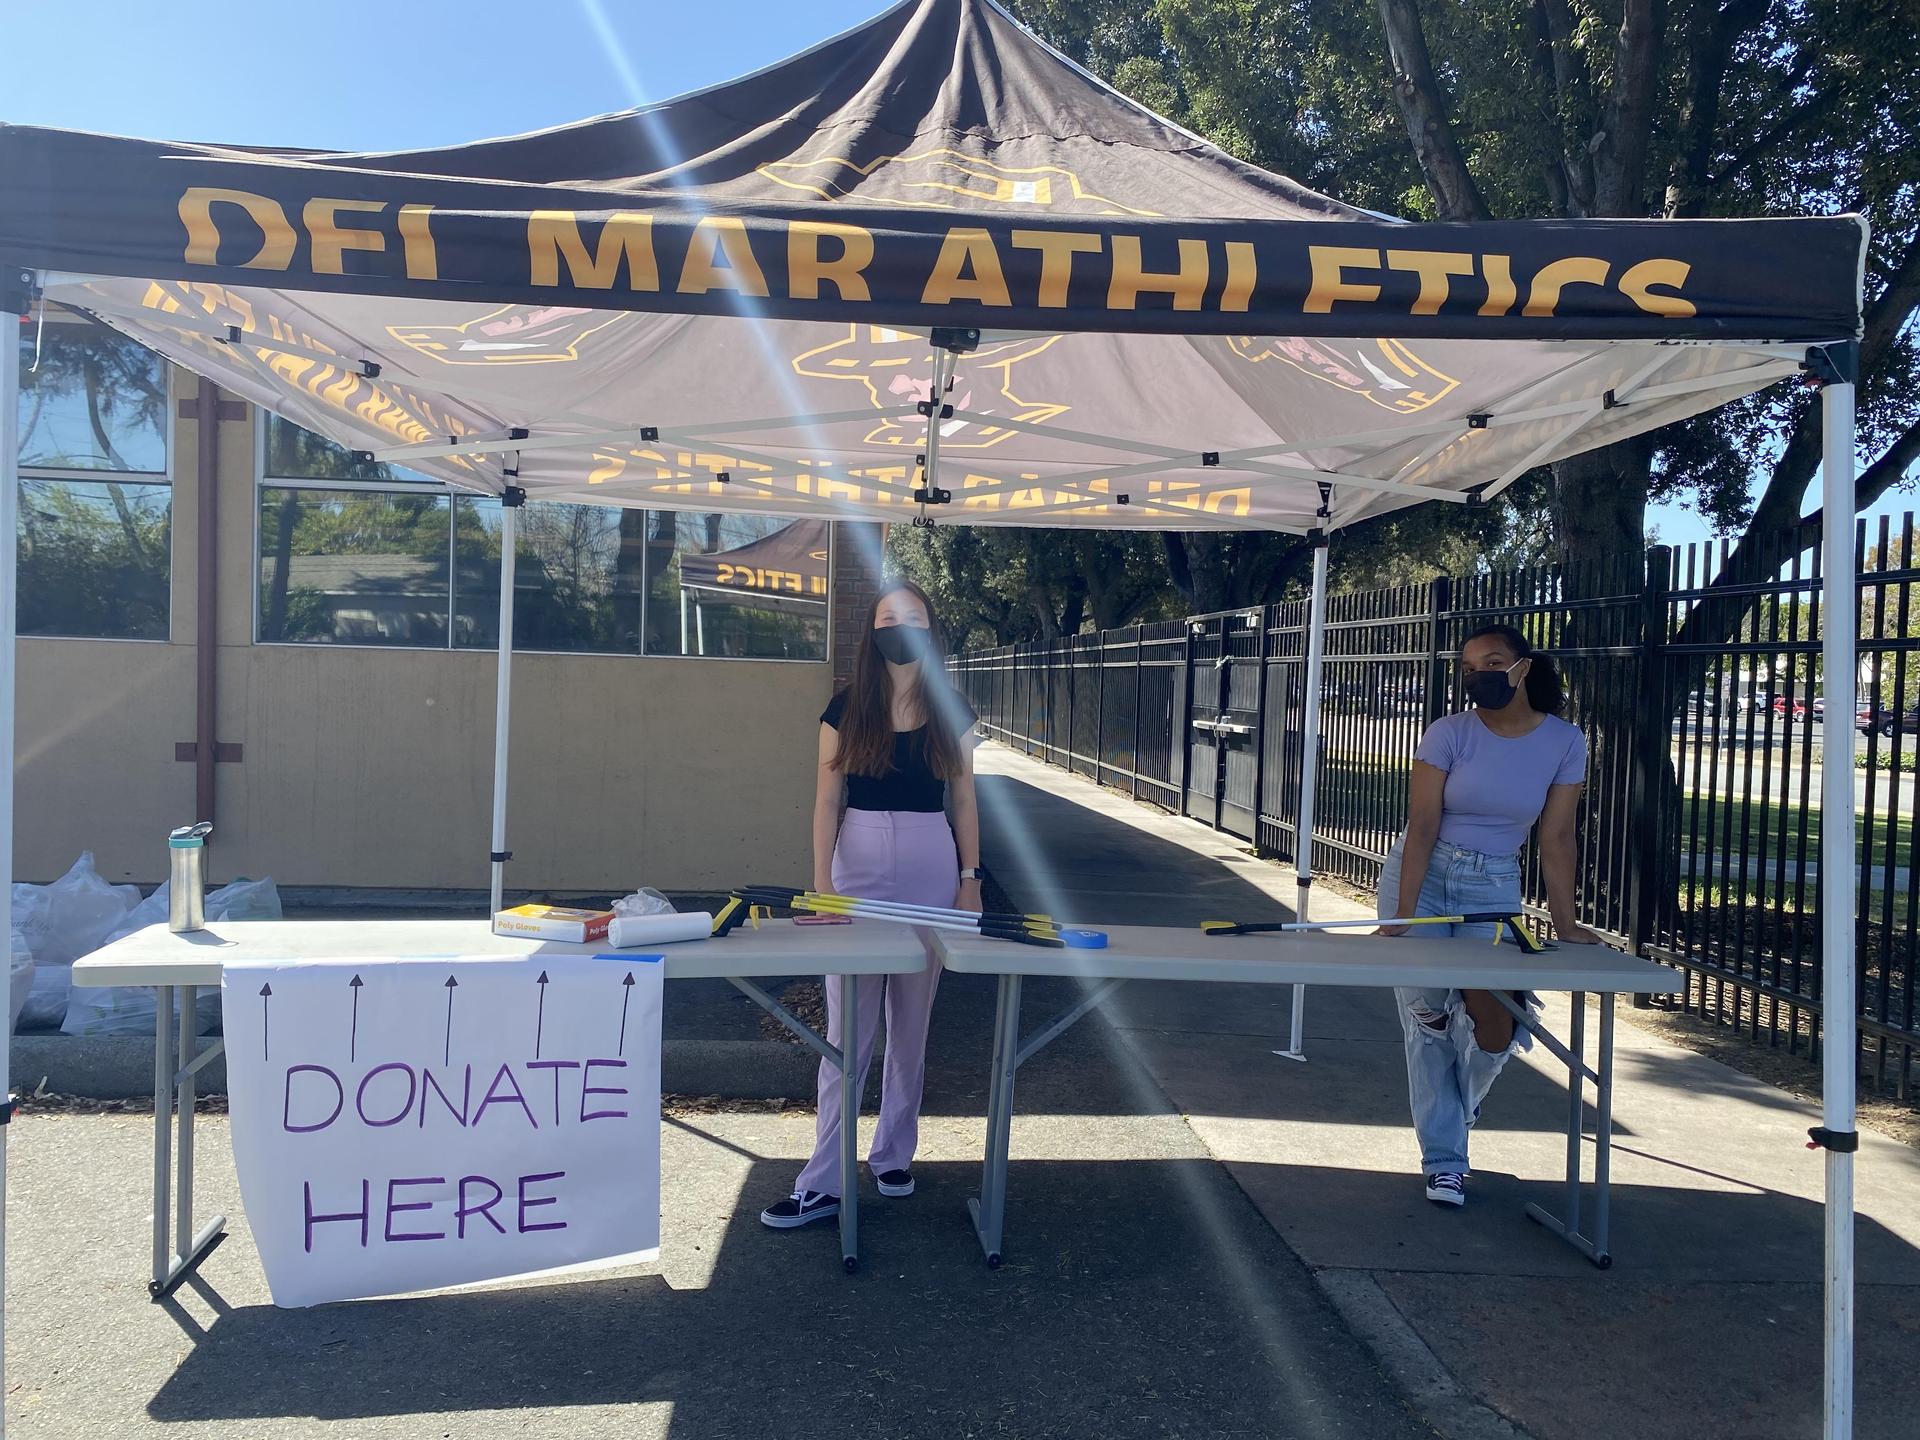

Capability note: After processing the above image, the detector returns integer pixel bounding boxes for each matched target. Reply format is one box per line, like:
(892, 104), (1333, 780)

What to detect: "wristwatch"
(958, 866), (984, 881)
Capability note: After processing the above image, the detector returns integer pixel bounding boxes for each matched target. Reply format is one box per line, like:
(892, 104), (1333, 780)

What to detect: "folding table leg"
(967, 973), (1022, 1269)
(837, 972), (859, 1273)
(151, 985), (174, 1294)
(1592, 993), (1615, 1264)
(1522, 990), (1613, 1268)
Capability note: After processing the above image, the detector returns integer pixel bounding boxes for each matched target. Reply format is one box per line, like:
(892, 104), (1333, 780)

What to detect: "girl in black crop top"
(759, 579), (981, 1231)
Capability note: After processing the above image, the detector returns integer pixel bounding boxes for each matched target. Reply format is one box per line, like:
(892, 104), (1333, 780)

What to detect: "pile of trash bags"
(12, 852), (281, 1036)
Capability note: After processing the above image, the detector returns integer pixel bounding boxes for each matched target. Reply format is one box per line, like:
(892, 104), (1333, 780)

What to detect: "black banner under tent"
(0, 5), (1873, 1428)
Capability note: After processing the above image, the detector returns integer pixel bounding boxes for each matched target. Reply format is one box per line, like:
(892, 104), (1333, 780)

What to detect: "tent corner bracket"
(501, 486), (526, 508)
(1806, 1126), (1859, 1153)
(1801, 342), (1859, 388)
(2, 267), (39, 315)
(930, 326), (980, 354)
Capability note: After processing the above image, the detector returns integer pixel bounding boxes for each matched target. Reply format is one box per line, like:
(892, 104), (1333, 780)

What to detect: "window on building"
(257, 421), (827, 660)
(645, 513), (829, 660)
(453, 498), (648, 653)
(16, 316), (171, 640)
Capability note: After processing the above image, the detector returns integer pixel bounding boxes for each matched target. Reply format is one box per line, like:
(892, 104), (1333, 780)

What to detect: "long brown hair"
(833, 579), (965, 781)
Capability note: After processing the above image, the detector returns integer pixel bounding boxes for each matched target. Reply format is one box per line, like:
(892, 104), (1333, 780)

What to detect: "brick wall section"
(830, 522), (888, 684)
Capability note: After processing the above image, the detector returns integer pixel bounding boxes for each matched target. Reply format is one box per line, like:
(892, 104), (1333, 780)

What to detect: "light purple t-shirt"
(1414, 711), (1587, 856)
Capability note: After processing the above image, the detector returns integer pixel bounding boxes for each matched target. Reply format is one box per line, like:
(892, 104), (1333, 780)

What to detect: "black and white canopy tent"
(0, 0), (1871, 1433)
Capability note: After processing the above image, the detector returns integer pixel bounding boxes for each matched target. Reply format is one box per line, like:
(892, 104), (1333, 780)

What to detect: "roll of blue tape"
(1061, 928), (1108, 949)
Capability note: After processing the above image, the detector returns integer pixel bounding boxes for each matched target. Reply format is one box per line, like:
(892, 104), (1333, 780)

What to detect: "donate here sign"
(223, 955), (663, 1308)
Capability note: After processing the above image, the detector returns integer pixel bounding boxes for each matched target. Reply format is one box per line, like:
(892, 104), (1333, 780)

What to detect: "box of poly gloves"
(491, 904), (615, 943)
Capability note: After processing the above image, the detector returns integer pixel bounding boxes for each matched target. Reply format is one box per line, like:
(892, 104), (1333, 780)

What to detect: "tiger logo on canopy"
(387, 304), (630, 366)
(758, 147), (1158, 216)
(1223, 336), (1459, 414)
(792, 327), (1067, 452)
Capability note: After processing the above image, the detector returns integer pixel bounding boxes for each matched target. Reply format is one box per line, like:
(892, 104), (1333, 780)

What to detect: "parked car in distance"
(1858, 704), (1920, 737)
(1772, 695), (1809, 719)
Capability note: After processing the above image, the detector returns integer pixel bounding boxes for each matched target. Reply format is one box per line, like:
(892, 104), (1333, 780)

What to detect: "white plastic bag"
(14, 853), (140, 1030)
(9, 928), (32, 1034)
(62, 876), (282, 1037)
(611, 887), (675, 918)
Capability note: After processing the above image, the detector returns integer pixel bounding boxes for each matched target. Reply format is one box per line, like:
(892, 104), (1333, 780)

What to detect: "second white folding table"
(932, 924), (1681, 1270)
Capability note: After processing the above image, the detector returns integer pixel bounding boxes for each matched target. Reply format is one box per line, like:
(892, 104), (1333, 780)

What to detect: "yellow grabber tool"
(739, 884), (1053, 927)
(716, 889), (1066, 948)
(1201, 912), (1552, 955)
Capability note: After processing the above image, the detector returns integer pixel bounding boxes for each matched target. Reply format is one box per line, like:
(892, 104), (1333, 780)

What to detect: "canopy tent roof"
(0, 0), (1866, 533)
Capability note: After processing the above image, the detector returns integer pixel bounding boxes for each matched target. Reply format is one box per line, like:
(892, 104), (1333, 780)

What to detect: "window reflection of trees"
(16, 319), (171, 640)
(256, 421), (825, 659)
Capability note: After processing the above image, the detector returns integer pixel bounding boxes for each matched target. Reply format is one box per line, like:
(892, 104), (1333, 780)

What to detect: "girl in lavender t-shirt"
(1375, 624), (1601, 1209)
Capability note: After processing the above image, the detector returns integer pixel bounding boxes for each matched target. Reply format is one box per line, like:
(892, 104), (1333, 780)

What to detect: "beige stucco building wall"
(17, 369), (837, 892)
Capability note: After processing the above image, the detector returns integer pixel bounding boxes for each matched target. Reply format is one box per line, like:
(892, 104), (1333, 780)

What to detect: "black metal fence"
(951, 518), (1920, 1097)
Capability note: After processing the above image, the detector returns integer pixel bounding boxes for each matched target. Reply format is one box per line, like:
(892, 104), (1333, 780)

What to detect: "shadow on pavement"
(142, 1155), (1430, 1440)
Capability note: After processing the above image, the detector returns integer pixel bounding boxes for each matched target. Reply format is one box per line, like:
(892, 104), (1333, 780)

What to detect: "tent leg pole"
(488, 496), (520, 916)
(1279, 524), (1330, 1064)
(0, 272), (27, 1435)
(1818, 370), (1857, 1440)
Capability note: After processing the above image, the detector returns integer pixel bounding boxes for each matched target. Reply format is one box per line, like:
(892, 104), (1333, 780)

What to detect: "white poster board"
(222, 954), (663, 1308)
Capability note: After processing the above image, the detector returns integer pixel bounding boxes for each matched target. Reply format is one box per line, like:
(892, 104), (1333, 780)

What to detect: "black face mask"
(872, 624), (932, 665)
(1464, 663), (1522, 711)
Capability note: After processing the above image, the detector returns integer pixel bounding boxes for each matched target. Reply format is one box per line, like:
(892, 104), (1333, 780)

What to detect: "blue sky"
(8, 0), (1907, 550)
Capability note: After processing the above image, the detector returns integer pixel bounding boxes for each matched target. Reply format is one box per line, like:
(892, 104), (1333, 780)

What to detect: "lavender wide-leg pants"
(794, 809), (957, 1197)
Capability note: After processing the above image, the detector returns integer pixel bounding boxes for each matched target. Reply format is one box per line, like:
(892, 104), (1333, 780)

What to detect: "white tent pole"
(1278, 510), (1331, 1063)
(487, 493), (521, 916)
(1817, 357), (1858, 1440)
(680, 589), (690, 655)
(1, 271), (29, 1440)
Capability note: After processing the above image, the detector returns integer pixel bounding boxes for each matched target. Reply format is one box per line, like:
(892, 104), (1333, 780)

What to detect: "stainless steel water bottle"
(168, 822), (213, 932)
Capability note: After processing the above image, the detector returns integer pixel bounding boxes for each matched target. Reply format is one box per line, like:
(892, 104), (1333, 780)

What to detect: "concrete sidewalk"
(974, 741), (1920, 1440)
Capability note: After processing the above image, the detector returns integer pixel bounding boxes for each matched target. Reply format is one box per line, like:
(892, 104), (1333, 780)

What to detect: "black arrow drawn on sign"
(618, 972), (636, 1056)
(534, 971), (550, 1058)
(348, 974), (363, 1062)
(444, 975), (459, 1065)
(259, 983), (272, 1062)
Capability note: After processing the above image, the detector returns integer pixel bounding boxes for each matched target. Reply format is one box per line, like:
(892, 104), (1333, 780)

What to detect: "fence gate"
(1185, 610), (1264, 839)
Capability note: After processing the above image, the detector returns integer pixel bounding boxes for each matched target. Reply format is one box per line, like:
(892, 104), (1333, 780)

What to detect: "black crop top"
(821, 689), (977, 813)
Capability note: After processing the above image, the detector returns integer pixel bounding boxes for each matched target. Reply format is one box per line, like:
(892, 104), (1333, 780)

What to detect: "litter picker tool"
(714, 888), (1069, 948)
(1200, 912), (1552, 955)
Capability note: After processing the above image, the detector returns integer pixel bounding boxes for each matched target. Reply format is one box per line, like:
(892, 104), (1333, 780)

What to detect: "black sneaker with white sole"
(1424, 1172), (1466, 1207)
(760, 1190), (840, 1229)
(874, 1168), (915, 1197)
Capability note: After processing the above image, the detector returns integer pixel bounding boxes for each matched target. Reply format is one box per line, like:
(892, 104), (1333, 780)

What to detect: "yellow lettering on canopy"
(1108, 236), (1208, 311)
(1619, 258), (1695, 318)
(789, 221), (874, 301)
(398, 205), (438, 281)
(1009, 229), (1102, 308)
(960, 473), (1002, 510)
(1221, 242), (1257, 312)
(179, 187), (296, 270)
(1204, 487), (1252, 516)
(304, 199), (387, 276)
(922, 229), (1012, 307)
(528, 211), (660, 290)
(1478, 254), (1516, 316)
(679, 217), (771, 298)
(587, 453), (628, 486)
(1305, 247), (1381, 313)
(1523, 257), (1610, 317)
(1385, 249), (1474, 315)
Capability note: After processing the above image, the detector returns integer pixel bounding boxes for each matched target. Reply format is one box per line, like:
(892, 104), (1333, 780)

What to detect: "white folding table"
(72, 918), (930, 1291)
(933, 925), (1682, 1271)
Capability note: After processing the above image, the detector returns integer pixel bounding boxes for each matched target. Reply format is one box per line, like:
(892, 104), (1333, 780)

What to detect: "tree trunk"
(1549, 439), (1653, 563)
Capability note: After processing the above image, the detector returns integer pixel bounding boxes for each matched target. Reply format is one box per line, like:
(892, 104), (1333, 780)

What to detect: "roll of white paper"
(606, 911), (712, 948)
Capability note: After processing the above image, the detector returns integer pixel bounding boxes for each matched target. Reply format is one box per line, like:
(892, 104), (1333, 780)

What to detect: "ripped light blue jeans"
(1377, 835), (1536, 1173)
